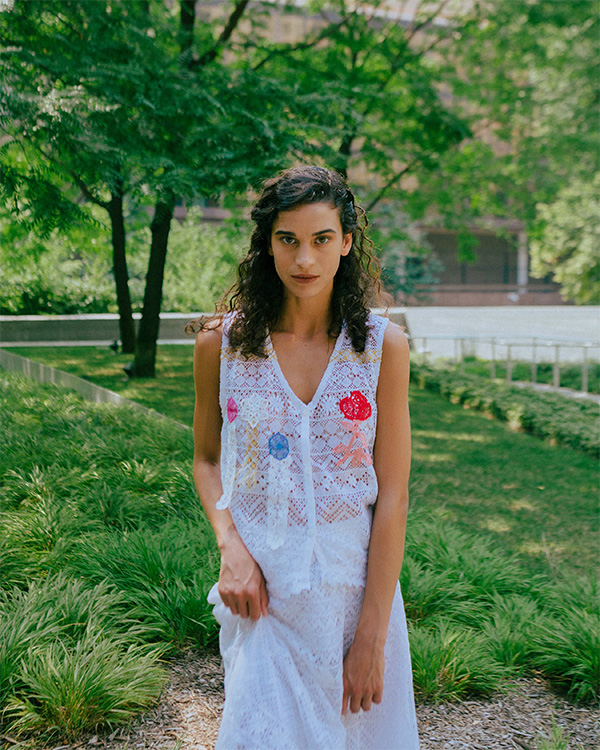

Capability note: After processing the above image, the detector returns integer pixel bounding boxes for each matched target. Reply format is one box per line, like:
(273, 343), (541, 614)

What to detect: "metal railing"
(409, 335), (599, 395)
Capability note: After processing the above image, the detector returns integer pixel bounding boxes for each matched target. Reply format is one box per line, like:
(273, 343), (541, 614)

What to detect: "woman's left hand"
(341, 633), (385, 714)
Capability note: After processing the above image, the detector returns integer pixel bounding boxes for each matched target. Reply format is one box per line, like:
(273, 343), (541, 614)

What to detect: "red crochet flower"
(339, 390), (371, 421)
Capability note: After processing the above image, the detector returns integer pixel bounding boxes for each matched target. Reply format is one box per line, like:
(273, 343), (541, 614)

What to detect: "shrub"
(410, 362), (599, 456)
(409, 618), (506, 702)
(5, 635), (165, 740)
(64, 520), (221, 649)
(0, 575), (162, 712)
(481, 594), (545, 674)
(529, 608), (599, 704)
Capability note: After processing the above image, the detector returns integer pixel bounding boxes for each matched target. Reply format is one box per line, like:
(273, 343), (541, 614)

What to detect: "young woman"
(190, 166), (420, 749)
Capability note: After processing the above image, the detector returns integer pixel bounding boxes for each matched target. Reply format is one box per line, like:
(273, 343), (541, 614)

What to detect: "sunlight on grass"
(508, 499), (536, 512)
(413, 430), (491, 443)
(412, 452), (454, 463)
(480, 517), (514, 533)
(519, 540), (569, 558)
(5, 344), (598, 578)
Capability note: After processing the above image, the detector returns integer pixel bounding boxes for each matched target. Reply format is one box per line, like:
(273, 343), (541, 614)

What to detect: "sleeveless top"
(217, 311), (389, 599)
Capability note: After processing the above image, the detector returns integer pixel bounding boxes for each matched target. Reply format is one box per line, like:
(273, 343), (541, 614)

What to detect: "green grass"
(408, 387), (598, 577)
(0, 347), (598, 741)
(4, 344), (197, 424)
(6, 343), (598, 576)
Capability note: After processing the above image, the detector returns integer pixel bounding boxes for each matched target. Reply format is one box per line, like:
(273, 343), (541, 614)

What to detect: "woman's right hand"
(218, 525), (269, 621)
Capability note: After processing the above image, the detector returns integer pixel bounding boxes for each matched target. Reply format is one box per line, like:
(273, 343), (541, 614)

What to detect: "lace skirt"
(207, 580), (420, 750)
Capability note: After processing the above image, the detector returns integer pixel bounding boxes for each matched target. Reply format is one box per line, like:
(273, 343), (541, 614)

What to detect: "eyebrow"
(274, 229), (337, 236)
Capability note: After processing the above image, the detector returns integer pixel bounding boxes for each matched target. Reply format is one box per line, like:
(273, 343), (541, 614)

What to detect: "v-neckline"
(266, 323), (346, 410)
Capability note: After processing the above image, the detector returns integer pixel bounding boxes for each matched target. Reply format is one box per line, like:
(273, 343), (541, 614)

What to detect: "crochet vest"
(217, 312), (389, 599)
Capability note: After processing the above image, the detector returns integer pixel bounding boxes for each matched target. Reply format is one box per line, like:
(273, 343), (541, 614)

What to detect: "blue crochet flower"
(269, 432), (289, 460)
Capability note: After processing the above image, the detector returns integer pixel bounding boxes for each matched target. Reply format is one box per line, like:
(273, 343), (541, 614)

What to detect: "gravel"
(61, 647), (598, 750)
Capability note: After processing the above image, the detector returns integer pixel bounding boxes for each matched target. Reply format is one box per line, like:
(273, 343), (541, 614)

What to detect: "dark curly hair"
(186, 165), (384, 357)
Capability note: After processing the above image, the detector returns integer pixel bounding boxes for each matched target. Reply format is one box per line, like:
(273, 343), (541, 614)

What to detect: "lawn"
(5, 344), (598, 578)
(1, 358), (598, 743)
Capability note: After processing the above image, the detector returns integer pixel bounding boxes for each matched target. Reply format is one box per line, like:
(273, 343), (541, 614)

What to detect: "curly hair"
(186, 165), (384, 357)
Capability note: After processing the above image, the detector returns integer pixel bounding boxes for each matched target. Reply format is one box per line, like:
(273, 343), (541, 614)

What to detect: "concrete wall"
(2, 308), (597, 363)
(0, 348), (190, 431)
(0, 312), (200, 346)
(0, 310), (409, 346)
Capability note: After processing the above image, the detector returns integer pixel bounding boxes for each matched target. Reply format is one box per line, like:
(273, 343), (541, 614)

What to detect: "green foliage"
(0, 208), (246, 315)
(0, 575), (164, 723)
(409, 618), (506, 702)
(536, 715), (582, 750)
(458, 357), (600, 396)
(158, 209), (247, 313)
(529, 609), (599, 705)
(481, 594), (544, 674)
(411, 362), (599, 456)
(529, 174), (600, 304)
(5, 636), (165, 740)
(64, 521), (220, 650)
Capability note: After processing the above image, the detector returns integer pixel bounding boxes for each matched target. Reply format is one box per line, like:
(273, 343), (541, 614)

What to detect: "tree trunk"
(128, 196), (174, 378)
(107, 175), (136, 353)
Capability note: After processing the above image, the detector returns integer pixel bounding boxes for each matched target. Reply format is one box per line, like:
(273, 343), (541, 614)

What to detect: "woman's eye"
(315, 236), (330, 244)
(282, 236), (296, 245)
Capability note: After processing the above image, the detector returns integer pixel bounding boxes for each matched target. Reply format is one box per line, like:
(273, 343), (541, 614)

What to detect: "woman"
(190, 165), (420, 749)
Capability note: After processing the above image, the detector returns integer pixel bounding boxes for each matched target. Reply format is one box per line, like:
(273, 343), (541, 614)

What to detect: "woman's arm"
(342, 321), (411, 714)
(192, 326), (269, 621)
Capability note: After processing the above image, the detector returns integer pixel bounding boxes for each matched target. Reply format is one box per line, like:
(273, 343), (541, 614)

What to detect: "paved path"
(403, 306), (600, 363)
(511, 380), (600, 404)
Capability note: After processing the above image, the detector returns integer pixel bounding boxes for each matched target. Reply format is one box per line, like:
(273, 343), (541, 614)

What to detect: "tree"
(1, 0), (305, 374)
(529, 174), (600, 305)
(402, 0), (599, 278)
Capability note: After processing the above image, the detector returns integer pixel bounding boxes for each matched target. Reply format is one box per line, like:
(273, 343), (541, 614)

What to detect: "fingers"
(341, 679), (383, 715)
(341, 685), (350, 716)
(247, 585), (263, 621)
(349, 691), (363, 714)
(219, 582), (268, 621)
(260, 579), (269, 618)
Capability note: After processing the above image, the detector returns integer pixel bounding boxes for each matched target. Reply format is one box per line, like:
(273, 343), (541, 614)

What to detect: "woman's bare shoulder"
(193, 322), (223, 371)
(382, 320), (410, 359)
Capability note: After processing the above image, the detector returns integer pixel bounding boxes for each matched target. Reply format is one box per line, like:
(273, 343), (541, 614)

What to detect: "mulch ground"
(41, 647), (597, 750)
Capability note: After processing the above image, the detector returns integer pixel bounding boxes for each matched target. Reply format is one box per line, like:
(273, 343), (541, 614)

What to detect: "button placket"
(300, 405), (316, 539)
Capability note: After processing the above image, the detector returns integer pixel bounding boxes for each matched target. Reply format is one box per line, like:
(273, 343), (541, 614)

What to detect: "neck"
(275, 294), (333, 339)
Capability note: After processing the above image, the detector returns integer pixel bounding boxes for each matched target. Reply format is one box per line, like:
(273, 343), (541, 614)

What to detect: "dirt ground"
(37, 647), (597, 750)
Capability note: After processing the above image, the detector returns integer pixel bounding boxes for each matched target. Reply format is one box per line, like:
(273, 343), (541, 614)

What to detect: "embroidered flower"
(339, 390), (372, 421)
(334, 391), (373, 468)
(226, 397), (238, 423)
(269, 432), (289, 461)
(240, 394), (268, 427)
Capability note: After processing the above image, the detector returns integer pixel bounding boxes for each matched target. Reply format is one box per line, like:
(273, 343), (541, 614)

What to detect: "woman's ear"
(268, 242), (273, 256)
(341, 232), (352, 257)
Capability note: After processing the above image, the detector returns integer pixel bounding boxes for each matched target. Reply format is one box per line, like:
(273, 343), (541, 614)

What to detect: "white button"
(308, 528), (315, 537)
(304, 464), (311, 477)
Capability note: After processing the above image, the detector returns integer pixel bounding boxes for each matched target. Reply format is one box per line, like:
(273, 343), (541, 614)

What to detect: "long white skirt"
(207, 580), (420, 750)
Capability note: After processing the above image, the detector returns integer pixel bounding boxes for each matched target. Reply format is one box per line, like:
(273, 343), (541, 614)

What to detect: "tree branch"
(365, 159), (420, 212)
(252, 17), (346, 71)
(406, 0), (453, 43)
(194, 0), (251, 67)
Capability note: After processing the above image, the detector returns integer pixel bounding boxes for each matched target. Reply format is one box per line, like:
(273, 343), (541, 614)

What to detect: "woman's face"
(269, 202), (352, 305)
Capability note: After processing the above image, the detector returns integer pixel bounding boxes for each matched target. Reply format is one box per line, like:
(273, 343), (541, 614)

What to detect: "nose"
(296, 242), (315, 269)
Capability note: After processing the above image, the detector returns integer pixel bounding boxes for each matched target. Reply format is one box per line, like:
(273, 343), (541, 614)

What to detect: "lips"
(292, 275), (318, 283)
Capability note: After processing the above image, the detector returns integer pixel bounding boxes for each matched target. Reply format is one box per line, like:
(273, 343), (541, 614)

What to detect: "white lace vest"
(217, 311), (389, 599)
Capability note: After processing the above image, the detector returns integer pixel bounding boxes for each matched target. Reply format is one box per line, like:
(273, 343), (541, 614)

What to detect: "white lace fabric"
(210, 311), (420, 749)
(218, 312), (388, 599)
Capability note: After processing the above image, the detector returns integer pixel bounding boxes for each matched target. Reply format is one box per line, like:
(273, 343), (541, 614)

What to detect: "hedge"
(410, 362), (599, 457)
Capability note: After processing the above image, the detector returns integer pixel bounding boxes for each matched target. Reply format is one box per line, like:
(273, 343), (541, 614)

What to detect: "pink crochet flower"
(227, 397), (238, 423)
